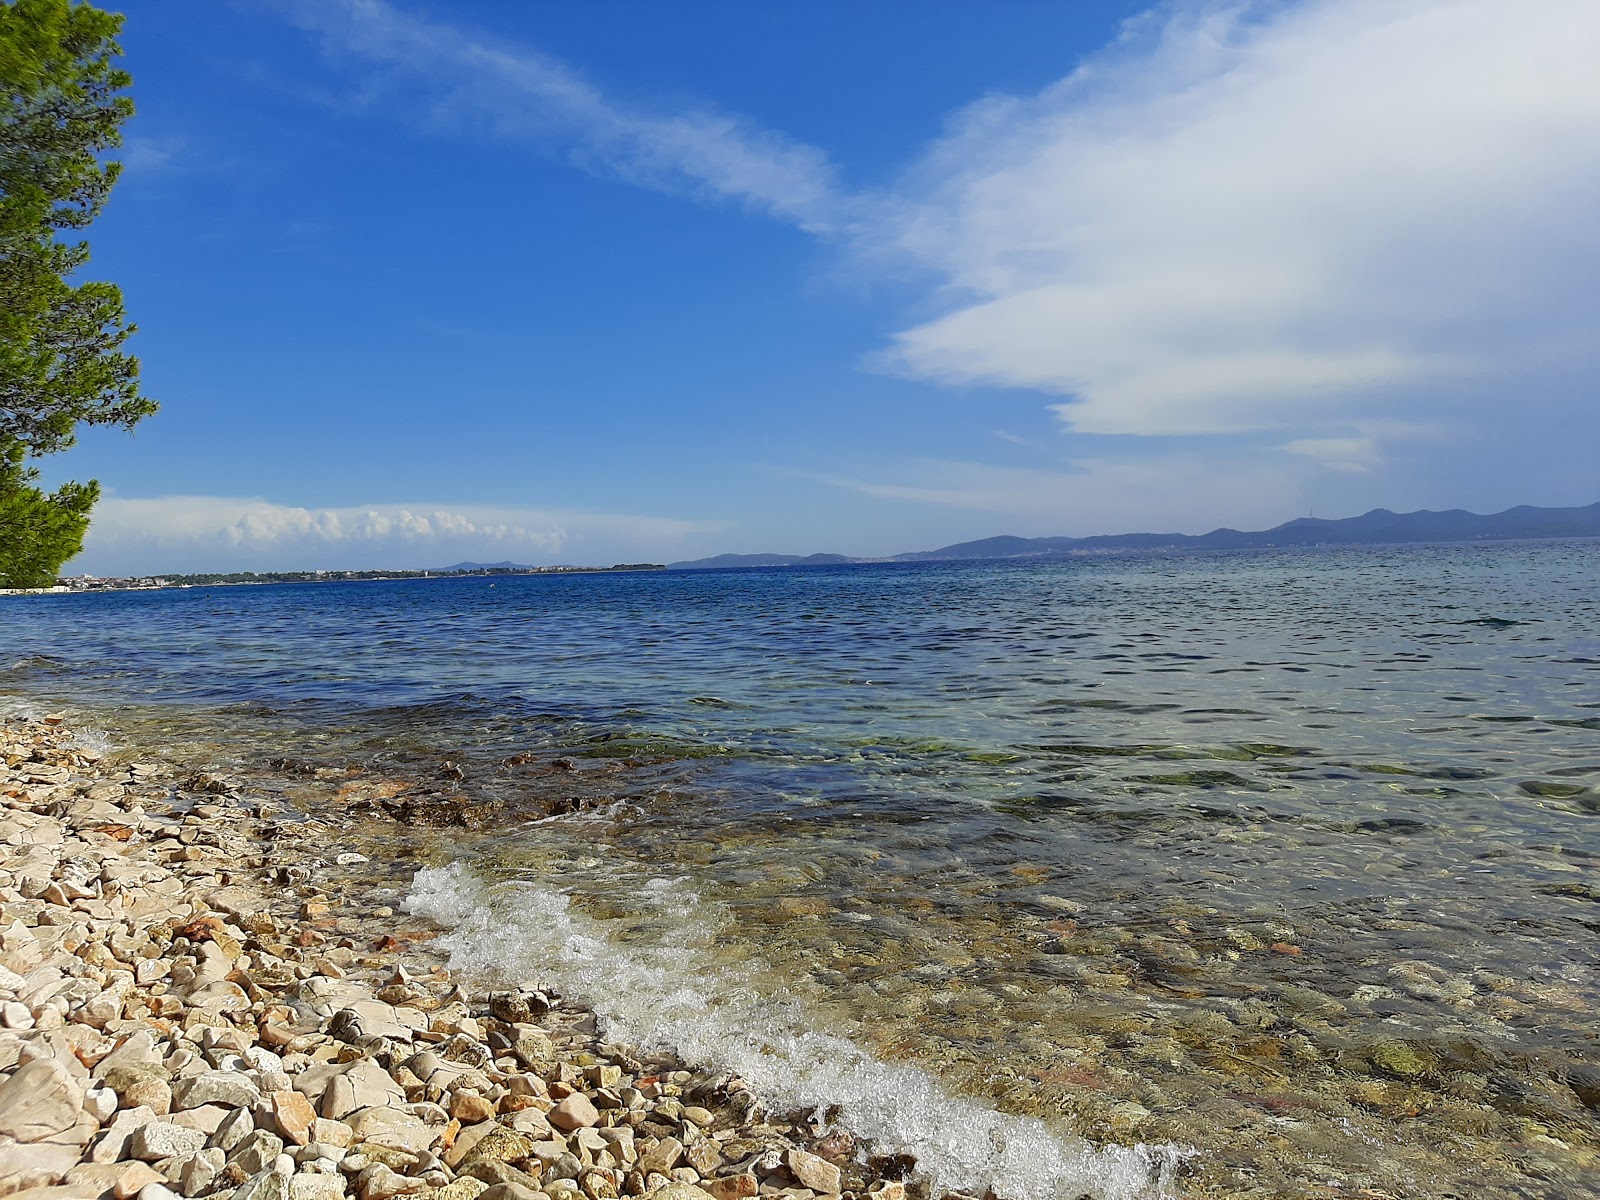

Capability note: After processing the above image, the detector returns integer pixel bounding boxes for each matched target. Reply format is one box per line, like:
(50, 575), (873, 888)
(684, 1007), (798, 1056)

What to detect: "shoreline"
(0, 567), (671, 600)
(0, 714), (962, 1200)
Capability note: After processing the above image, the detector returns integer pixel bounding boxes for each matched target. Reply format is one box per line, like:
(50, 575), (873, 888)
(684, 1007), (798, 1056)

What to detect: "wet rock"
(1367, 1039), (1437, 1079)
(784, 1149), (841, 1194)
(1567, 1063), (1600, 1109)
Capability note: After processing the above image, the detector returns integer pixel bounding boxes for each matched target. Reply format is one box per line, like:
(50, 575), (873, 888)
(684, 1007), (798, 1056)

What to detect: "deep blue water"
(5, 543), (1599, 1198)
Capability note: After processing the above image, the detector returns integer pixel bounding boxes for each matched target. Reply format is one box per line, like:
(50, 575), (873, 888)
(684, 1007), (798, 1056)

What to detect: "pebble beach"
(0, 714), (927, 1200)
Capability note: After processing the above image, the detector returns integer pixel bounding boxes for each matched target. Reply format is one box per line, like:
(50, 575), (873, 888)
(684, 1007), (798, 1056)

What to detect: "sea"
(4, 541), (1598, 1199)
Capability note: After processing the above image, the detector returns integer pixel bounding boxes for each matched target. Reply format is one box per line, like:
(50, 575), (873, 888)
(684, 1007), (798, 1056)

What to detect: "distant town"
(16, 563), (667, 595)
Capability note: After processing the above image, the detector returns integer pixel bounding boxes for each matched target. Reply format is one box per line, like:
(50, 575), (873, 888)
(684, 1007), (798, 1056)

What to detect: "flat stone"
(100, 1064), (172, 1116)
(0, 1139), (82, 1192)
(478, 1186), (541, 1200)
(93, 1032), (165, 1080)
(637, 1138), (684, 1177)
(0, 1058), (82, 1142)
(64, 1160), (164, 1199)
(234, 1169), (290, 1200)
(178, 1152), (220, 1198)
(171, 1070), (261, 1111)
(702, 1176), (758, 1200)
(209, 1104), (257, 1153)
(229, 1130), (287, 1175)
(343, 1107), (435, 1155)
(460, 1162), (543, 1191)
(644, 1187), (716, 1200)
(321, 1061), (404, 1120)
(130, 1121), (207, 1163)
(509, 1028), (553, 1069)
(448, 1090), (495, 1124)
(272, 1089), (318, 1146)
(355, 1164), (426, 1200)
(288, 1176), (348, 1200)
(452, 1124), (535, 1170)
(415, 1181), (484, 1200)
(310, 1118), (352, 1149)
(89, 1105), (158, 1163)
(168, 1104), (232, 1135)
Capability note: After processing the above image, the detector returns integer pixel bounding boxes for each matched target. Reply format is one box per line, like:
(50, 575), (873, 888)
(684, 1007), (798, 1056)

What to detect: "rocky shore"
(0, 716), (917, 1200)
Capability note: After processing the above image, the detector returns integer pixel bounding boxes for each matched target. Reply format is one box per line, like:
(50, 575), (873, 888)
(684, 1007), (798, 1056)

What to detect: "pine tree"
(1, 0), (152, 586)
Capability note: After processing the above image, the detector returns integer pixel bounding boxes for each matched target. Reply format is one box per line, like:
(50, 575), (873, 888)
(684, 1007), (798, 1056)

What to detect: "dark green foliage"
(0, 438), (96, 586)
(1, 0), (153, 454)
(0, 0), (150, 582)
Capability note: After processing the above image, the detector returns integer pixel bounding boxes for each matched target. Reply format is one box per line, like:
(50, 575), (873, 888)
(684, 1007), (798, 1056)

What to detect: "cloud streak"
(77, 496), (725, 574)
(808, 452), (1302, 535)
(275, 0), (849, 232)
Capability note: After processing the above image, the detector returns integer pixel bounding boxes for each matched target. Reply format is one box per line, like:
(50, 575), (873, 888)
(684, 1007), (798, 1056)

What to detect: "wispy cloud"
(77, 496), (725, 574)
(120, 135), (185, 173)
(808, 453), (1302, 535)
(273, 0), (850, 233)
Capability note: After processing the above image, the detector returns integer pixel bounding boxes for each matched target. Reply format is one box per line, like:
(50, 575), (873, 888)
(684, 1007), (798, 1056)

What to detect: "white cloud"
(77, 496), (724, 574)
(811, 452), (1301, 535)
(276, 0), (848, 232)
(1284, 436), (1379, 474)
(120, 135), (184, 173)
(868, 0), (1600, 447)
(250, 0), (1600, 536)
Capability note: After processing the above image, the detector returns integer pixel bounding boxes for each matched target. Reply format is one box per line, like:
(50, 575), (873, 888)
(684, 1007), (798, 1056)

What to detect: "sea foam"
(405, 863), (1191, 1200)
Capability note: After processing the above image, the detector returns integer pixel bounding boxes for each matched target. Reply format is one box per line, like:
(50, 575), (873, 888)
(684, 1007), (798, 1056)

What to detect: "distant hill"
(668, 501), (1600, 569)
(435, 560), (536, 571)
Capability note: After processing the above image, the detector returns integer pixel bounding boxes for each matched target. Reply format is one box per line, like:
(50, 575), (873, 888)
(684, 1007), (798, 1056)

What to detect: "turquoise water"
(4, 542), (1598, 1197)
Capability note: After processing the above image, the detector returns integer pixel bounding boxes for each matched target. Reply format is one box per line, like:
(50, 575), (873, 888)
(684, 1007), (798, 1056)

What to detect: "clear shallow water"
(5, 543), (1599, 1198)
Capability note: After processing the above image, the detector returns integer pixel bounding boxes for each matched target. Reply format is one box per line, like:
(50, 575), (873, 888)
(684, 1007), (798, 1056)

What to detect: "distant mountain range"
(667, 501), (1600, 570)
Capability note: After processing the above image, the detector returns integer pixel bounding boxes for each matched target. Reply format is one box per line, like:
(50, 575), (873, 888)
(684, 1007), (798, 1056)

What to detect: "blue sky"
(49, 0), (1600, 572)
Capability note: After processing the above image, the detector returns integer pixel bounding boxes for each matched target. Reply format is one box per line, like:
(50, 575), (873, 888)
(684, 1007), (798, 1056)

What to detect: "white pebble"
(83, 1084), (118, 1122)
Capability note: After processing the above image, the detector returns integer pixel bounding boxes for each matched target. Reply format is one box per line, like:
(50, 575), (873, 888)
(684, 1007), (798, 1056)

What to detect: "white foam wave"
(405, 863), (1191, 1200)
